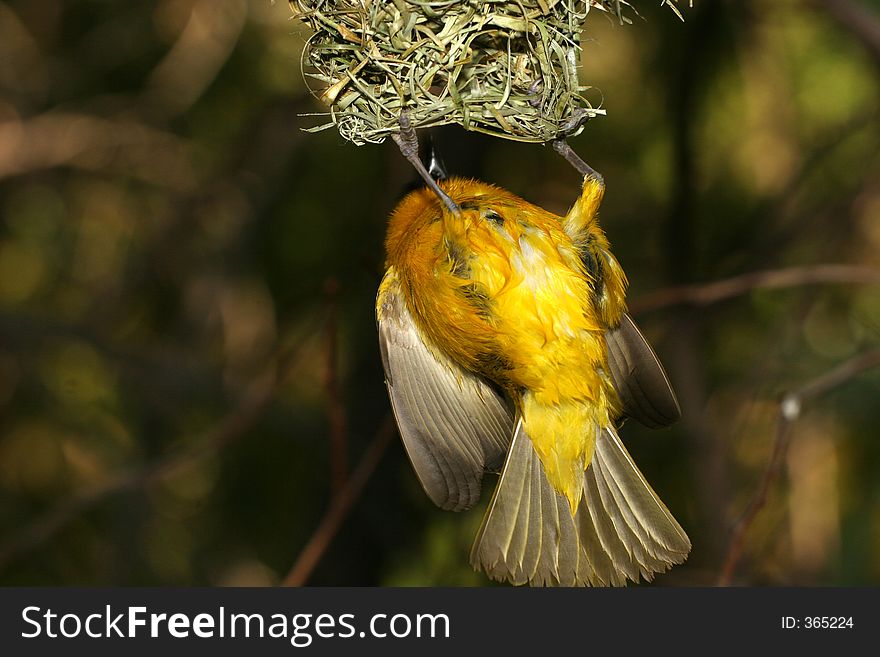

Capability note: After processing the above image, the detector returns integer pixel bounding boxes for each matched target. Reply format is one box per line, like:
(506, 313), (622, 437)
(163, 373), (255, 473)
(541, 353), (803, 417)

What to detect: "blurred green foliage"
(0, 0), (878, 587)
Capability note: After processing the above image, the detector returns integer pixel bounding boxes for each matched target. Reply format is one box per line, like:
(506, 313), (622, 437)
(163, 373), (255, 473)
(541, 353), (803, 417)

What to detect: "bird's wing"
(471, 418), (600, 586)
(605, 313), (681, 428)
(377, 269), (514, 512)
(582, 425), (691, 581)
(470, 421), (690, 586)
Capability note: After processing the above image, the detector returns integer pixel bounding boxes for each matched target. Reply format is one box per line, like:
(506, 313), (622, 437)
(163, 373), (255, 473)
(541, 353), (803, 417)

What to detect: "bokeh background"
(0, 0), (879, 587)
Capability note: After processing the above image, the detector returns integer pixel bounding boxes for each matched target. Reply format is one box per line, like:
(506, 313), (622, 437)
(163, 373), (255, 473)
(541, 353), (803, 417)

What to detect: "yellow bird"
(376, 164), (690, 586)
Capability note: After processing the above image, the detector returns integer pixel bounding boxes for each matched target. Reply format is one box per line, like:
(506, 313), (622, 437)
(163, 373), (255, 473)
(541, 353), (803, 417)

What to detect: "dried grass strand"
(290, 1), (682, 144)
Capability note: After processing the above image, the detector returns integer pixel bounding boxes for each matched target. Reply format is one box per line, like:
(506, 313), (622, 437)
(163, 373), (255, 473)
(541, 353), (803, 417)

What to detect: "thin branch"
(629, 264), (880, 315)
(793, 350), (880, 401)
(808, 0), (880, 68)
(0, 112), (196, 188)
(716, 410), (793, 587)
(717, 349), (880, 586)
(0, 332), (312, 574)
(281, 414), (396, 587)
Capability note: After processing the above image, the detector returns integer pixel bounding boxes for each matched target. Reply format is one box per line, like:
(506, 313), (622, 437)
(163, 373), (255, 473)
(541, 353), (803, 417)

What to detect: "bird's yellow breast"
(385, 177), (625, 510)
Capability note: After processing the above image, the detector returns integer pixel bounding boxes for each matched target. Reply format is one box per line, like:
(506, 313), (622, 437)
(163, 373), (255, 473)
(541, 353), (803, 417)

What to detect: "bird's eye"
(484, 209), (504, 226)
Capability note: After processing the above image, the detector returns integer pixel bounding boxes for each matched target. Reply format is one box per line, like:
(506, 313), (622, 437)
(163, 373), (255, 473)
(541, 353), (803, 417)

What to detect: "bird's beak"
(425, 134), (449, 182)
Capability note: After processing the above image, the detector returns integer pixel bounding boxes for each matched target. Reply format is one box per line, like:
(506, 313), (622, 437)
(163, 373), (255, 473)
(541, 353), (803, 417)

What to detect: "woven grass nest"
(290, 1), (681, 145)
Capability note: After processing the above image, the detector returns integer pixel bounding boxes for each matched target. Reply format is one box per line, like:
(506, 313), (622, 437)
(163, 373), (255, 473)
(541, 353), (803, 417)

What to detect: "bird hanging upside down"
(377, 140), (691, 586)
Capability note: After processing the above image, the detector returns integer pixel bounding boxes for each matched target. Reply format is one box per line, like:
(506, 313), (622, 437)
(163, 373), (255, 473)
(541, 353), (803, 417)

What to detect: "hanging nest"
(290, 1), (681, 145)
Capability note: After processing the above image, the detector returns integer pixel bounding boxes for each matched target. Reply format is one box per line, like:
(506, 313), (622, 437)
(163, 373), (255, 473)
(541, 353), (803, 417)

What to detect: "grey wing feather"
(589, 426), (691, 566)
(605, 313), (681, 429)
(470, 421), (690, 586)
(377, 270), (514, 512)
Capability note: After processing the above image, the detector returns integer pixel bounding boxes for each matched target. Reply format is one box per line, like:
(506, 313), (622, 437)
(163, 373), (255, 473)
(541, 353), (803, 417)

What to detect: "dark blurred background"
(0, 0), (878, 586)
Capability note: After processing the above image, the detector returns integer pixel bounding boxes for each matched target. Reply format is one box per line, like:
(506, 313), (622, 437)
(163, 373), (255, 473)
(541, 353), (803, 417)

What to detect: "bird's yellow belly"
(466, 220), (607, 396)
(462, 221), (615, 510)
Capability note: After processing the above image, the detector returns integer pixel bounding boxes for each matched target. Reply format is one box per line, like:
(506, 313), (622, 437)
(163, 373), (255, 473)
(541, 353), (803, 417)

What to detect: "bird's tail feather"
(470, 419), (690, 586)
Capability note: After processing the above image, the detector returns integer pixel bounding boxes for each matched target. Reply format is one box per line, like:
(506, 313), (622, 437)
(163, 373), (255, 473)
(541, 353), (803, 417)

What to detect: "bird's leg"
(552, 106), (604, 185)
(556, 138), (606, 234)
(392, 113), (461, 216)
(552, 139), (604, 187)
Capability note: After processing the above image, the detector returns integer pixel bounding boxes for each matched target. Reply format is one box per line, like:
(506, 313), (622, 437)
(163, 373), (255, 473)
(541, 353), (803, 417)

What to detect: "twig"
(741, 109), (879, 269)
(322, 278), (349, 494)
(809, 0), (880, 68)
(0, 333), (311, 574)
(144, 0), (248, 119)
(281, 414), (396, 587)
(629, 264), (880, 315)
(716, 409), (793, 587)
(0, 308), (219, 398)
(0, 112), (196, 188)
(717, 349), (880, 586)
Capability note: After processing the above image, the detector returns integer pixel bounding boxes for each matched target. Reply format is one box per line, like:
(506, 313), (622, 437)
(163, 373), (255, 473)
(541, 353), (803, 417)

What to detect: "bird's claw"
(393, 112), (461, 216)
(552, 139), (604, 186)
